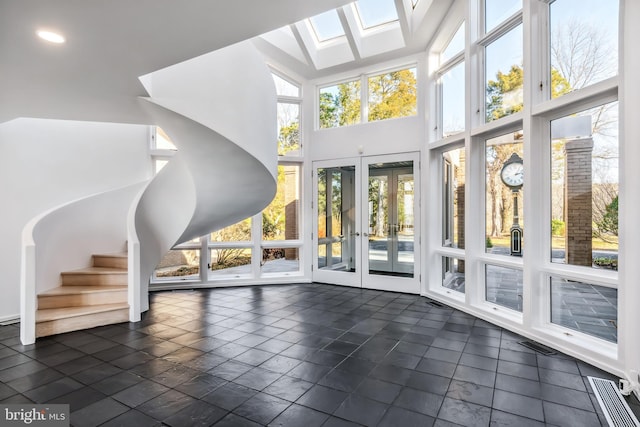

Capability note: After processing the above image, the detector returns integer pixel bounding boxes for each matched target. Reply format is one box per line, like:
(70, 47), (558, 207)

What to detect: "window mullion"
(360, 73), (368, 123)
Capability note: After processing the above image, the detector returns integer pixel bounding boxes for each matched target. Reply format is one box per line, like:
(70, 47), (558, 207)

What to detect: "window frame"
(427, 0), (621, 366)
(316, 63), (419, 130)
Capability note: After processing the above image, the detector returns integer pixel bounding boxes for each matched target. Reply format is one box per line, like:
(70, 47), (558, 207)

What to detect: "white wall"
(0, 118), (151, 321)
(308, 116), (424, 161)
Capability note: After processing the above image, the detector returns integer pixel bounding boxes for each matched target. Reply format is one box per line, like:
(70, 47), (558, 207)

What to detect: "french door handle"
(362, 232), (369, 237)
(350, 232), (360, 237)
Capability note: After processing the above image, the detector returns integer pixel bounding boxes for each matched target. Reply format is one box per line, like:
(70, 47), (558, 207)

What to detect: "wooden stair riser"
(92, 255), (127, 269)
(61, 272), (127, 286)
(38, 290), (127, 309)
(36, 308), (129, 338)
(35, 250), (130, 338)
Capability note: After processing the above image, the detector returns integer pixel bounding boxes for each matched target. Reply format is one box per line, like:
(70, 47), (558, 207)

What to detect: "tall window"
(429, 0), (621, 359)
(550, 102), (619, 269)
(437, 22), (465, 138)
(549, 0), (618, 99)
(440, 62), (465, 138)
(152, 72), (304, 284)
(274, 73), (302, 156)
(261, 164), (301, 274)
(441, 146), (466, 294)
(485, 131), (524, 255)
(443, 147), (465, 249)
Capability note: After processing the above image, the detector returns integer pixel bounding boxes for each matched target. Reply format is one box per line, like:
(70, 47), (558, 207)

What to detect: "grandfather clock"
(500, 153), (523, 256)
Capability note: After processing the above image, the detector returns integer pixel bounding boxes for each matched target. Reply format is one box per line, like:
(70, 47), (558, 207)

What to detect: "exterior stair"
(36, 253), (129, 338)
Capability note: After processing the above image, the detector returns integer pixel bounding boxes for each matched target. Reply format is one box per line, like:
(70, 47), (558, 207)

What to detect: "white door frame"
(312, 152), (421, 294)
(362, 152), (421, 294)
(312, 158), (361, 288)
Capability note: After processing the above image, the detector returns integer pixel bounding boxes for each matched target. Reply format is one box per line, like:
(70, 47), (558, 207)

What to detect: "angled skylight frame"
(295, 19), (355, 69)
(309, 9), (346, 43)
(354, 0), (399, 31)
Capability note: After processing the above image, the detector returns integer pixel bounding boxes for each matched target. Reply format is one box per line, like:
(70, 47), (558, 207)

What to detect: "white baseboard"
(0, 314), (20, 325)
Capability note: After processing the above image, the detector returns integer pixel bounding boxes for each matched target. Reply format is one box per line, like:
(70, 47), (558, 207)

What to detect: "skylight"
(355, 0), (399, 29)
(309, 9), (345, 42)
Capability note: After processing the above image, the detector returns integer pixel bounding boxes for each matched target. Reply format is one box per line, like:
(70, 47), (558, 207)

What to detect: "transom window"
(368, 68), (417, 122)
(319, 79), (362, 129)
(319, 66), (417, 129)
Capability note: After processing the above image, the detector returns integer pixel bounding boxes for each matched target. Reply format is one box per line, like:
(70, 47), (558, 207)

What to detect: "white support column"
(620, 0), (640, 396)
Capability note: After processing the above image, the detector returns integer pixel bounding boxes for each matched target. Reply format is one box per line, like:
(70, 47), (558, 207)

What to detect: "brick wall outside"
(284, 165), (299, 260)
(564, 138), (594, 266)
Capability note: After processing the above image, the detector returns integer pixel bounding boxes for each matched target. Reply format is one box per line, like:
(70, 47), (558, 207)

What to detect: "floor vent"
(518, 340), (556, 355)
(427, 300), (445, 308)
(588, 377), (640, 427)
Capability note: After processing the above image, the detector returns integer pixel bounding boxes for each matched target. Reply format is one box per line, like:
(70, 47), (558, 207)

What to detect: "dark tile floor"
(1, 283), (639, 426)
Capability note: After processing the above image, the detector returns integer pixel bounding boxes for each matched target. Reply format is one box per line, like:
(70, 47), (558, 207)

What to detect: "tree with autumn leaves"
(319, 69), (417, 128)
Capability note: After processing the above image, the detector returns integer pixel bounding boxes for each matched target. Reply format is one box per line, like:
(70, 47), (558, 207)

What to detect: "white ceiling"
(256, 0), (455, 80)
(0, 0), (453, 124)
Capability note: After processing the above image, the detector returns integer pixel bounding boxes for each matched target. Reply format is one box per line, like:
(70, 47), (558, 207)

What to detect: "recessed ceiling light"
(37, 30), (65, 44)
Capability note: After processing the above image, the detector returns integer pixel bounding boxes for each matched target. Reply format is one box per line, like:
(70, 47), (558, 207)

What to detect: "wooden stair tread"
(39, 285), (127, 296)
(94, 253), (127, 258)
(63, 267), (127, 275)
(37, 303), (129, 322)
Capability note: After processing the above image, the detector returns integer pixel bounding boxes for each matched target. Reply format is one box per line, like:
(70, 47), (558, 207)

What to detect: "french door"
(313, 153), (420, 293)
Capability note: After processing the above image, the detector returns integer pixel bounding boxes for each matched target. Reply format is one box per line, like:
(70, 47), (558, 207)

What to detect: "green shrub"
(485, 236), (493, 248)
(593, 257), (618, 270)
(551, 219), (565, 236)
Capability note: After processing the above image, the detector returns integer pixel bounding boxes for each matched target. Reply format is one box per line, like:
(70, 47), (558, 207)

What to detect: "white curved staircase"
(22, 41), (277, 343)
(36, 253), (129, 337)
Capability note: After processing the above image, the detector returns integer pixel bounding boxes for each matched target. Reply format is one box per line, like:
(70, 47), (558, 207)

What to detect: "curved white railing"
(131, 41), (277, 315)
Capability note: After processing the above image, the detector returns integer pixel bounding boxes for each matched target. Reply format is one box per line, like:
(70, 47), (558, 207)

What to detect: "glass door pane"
(368, 172), (390, 272)
(314, 159), (360, 288)
(367, 163), (414, 277)
(362, 154), (420, 294)
(395, 171), (414, 274)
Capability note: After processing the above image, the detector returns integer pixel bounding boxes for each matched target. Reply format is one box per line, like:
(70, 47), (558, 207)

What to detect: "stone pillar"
(284, 165), (299, 260)
(564, 138), (593, 266)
